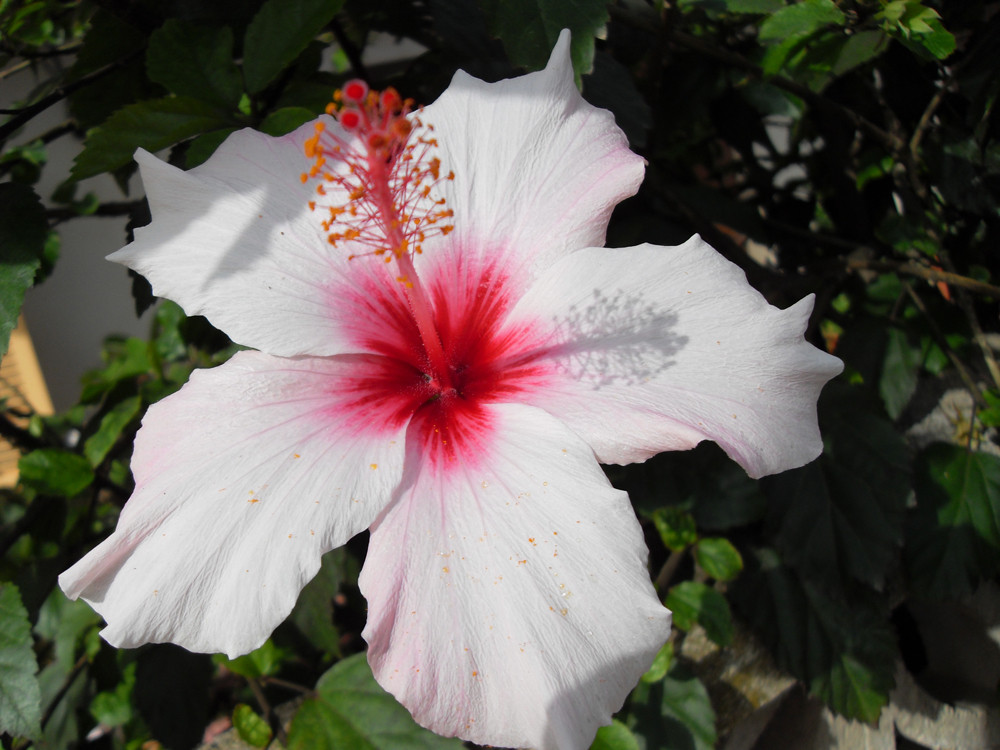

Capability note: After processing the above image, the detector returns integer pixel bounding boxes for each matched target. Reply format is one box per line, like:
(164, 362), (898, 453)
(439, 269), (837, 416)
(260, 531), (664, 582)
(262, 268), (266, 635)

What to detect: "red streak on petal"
(330, 247), (550, 472)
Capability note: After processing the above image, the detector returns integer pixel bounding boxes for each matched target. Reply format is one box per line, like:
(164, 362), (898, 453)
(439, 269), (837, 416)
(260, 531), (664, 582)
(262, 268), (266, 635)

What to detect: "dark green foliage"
(906, 443), (1000, 597)
(243, 0), (345, 93)
(0, 183), (46, 358)
(478, 0), (609, 83)
(0, 584), (41, 739)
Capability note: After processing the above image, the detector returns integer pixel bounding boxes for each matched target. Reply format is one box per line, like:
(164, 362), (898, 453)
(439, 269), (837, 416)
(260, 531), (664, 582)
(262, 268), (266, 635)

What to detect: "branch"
(46, 200), (141, 223)
(902, 283), (986, 407)
(845, 256), (1000, 298)
(330, 18), (369, 82)
(0, 42), (82, 81)
(605, 4), (906, 154)
(0, 49), (142, 144)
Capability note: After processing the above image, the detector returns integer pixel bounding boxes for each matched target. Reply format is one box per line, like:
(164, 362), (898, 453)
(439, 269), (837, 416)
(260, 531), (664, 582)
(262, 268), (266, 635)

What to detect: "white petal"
(420, 29), (645, 291)
(506, 236), (843, 477)
(361, 402), (670, 750)
(59, 351), (408, 657)
(110, 121), (388, 357)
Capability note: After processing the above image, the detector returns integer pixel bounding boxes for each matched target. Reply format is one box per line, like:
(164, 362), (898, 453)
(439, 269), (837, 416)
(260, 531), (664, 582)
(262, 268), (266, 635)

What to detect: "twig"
(330, 18), (369, 82)
(262, 676), (315, 695)
(46, 200), (141, 223)
(0, 42), (82, 81)
(0, 49), (142, 144)
(907, 81), (949, 206)
(934, 247), (1000, 390)
(902, 282), (985, 406)
(845, 256), (1000, 298)
(248, 678), (288, 746)
(654, 549), (685, 591)
(41, 654), (89, 730)
(606, 4), (905, 154)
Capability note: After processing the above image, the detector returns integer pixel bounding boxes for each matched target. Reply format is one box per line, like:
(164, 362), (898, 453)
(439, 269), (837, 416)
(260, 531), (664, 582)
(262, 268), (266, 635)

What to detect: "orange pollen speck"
(301, 83), (455, 273)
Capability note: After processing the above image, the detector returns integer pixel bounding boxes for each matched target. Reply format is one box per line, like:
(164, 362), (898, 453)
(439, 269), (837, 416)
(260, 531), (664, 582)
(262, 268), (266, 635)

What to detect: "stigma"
(301, 79), (455, 264)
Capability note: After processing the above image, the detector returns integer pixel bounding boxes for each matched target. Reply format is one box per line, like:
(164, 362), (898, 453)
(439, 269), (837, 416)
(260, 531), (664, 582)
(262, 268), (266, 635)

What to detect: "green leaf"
(18, 449), (95, 497)
(72, 97), (234, 181)
(879, 327), (920, 419)
(0, 583), (41, 739)
(185, 128), (237, 169)
(215, 639), (287, 680)
(590, 719), (639, 750)
(694, 538), (743, 582)
(733, 551), (896, 721)
(233, 704), (273, 747)
(289, 548), (346, 657)
(725, 0), (785, 12)
(259, 106), (318, 136)
(243, 0), (344, 94)
(764, 384), (909, 592)
(640, 641), (675, 684)
(90, 663), (136, 728)
(478, 0), (610, 84)
(758, 0), (845, 42)
(287, 653), (464, 749)
(833, 30), (888, 77)
(628, 665), (717, 750)
(80, 337), (154, 404)
(665, 581), (734, 646)
(652, 507), (698, 552)
(83, 396), (142, 467)
(147, 20), (243, 109)
(906, 444), (1000, 598)
(913, 16), (955, 59)
(0, 183), (47, 358)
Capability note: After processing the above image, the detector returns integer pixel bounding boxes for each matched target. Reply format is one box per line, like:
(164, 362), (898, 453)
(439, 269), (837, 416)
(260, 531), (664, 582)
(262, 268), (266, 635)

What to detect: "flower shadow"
(532, 286), (688, 391)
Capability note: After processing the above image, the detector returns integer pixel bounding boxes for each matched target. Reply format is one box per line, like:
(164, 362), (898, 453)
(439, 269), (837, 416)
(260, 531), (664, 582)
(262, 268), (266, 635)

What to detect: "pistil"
(302, 81), (456, 390)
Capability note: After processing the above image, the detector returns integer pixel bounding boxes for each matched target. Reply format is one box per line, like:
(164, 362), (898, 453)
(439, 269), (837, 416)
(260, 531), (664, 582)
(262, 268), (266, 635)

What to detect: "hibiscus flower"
(60, 31), (842, 750)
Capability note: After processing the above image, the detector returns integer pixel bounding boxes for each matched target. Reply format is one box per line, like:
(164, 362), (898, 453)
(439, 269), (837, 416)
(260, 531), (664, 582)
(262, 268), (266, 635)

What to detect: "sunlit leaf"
(590, 719), (639, 750)
(665, 581), (734, 646)
(652, 507), (698, 552)
(640, 641), (675, 684)
(233, 704), (273, 747)
(215, 639), (287, 680)
(694, 538), (743, 581)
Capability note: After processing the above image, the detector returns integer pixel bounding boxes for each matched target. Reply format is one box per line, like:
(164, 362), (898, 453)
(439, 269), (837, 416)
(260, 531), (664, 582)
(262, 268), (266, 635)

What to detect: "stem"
(654, 549), (686, 591)
(248, 678), (288, 746)
(0, 49), (142, 144)
(845, 256), (1000, 299)
(367, 157), (452, 387)
(903, 283), (985, 407)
